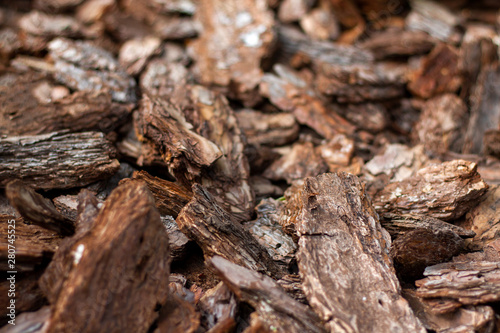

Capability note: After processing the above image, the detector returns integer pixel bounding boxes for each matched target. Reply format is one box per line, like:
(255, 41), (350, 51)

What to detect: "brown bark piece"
(316, 134), (354, 170)
(373, 160), (488, 221)
(177, 184), (284, 278)
(155, 294), (200, 333)
(380, 213), (476, 239)
(0, 131), (120, 190)
(464, 185), (500, 251)
(6, 180), (75, 235)
(190, 0), (275, 105)
(0, 215), (61, 272)
(161, 215), (189, 261)
(52, 195), (78, 222)
(293, 173), (425, 333)
(299, 1), (340, 41)
(463, 64), (500, 154)
(412, 94), (468, 155)
(278, 0), (314, 23)
(415, 261), (500, 312)
(390, 228), (465, 280)
(131, 170), (192, 217)
(359, 29), (436, 60)
(408, 43), (462, 99)
(209, 256), (327, 333)
(119, 36), (162, 76)
(34, 0), (83, 12)
(140, 59), (190, 98)
(39, 180), (170, 333)
(404, 289), (496, 333)
(244, 198), (297, 269)
(75, 189), (100, 235)
(484, 130), (500, 158)
(137, 87), (254, 221)
(235, 109), (299, 147)
(405, 0), (462, 42)
(198, 282), (238, 332)
(19, 11), (83, 38)
(315, 61), (406, 103)
(0, 71), (134, 135)
(48, 37), (137, 104)
(264, 142), (328, 184)
(260, 64), (355, 139)
(459, 24), (498, 99)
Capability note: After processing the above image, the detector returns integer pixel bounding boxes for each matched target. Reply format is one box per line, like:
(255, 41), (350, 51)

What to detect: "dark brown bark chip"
(177, 184), (285, 279)
(39, 180), (170, 333)
(0, 131), (120, 190)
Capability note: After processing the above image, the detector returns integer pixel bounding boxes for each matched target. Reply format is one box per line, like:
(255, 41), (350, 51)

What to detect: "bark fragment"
(293, 173), (425, 332)
(130, 170), (192, 217)
(177, 184), (284, 278)
(408, 43), (462, 99)
(39, 180), (170, 333)
(0, 131), (120, 190)
(373, 160), (488, 221)
(209, 256), (327, 333)
(416, 261), (500, 313)
(189, 0), (275, 105)
(5, 180), (74, 235)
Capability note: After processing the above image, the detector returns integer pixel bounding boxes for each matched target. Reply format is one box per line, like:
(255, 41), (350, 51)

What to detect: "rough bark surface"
(210, 256), (327, 333)
(0, 131), (120, 190)
(373, 160), (488, 221)
(39, 180), (170, 333)
(292, 173), (425, 333)
(177, 184), (284, 279)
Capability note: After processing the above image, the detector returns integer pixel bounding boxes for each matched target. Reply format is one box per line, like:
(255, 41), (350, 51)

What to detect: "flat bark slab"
(48, 37), (137, 104)
(373, 160), (488, 221)
(0, 215), (61, 272)
(381, 213), (475, 239)
(155, 294), (200, 333)
(404, 289), (496, 333)
(359, 30), (436, 60)
(413, 94), (468, 155)
(189, 0), (275, 105)
(260, 64), (355, 139)
(209, 256), (327, 333)
(405, 0), (461, 42)
(244, 198), (297, 269)
(161, 215), (190, 261)
(6, 180), (75, 235)
(177, 184), (284, 278)
(0, 70), (133, 136)
(408, 43), (462, 99)
(0, 131), (120, 190)
(416, 261), (500, 313)
(292, 173), (425, 333)
(39, 180), (170, 333)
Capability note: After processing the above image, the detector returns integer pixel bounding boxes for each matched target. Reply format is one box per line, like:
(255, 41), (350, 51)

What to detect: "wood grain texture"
(39, 180), (170, 333)
(0, 131), (120, 190)
(292, 173), (425, 333)
(177, 184), (285, 279)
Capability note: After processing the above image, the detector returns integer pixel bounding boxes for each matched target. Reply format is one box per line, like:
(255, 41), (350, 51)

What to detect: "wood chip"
(189, 0), (275, 105)
(292, 173), (425, 332)
(209, 256), (327, 333)
(0, 131), (120, 190)
(416, 261), (500, 313)
(39, 180), (170, 333)
(5, 180), (75, 235)
(177, 184), (285, 278)
(412, 94), (468, 155)
(373, 160), (488, 221)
